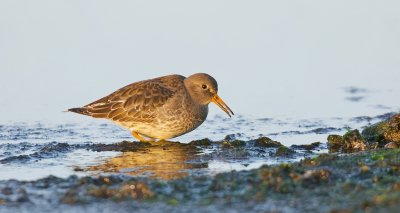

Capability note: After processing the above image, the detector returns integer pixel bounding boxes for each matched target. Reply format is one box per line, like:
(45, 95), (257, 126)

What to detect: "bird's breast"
(125, 94), (208, 139)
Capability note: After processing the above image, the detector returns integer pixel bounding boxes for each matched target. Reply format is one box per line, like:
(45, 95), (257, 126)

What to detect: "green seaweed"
(254, 137), (283, 148)
(328, 130), (366, 153)
(362, 114), (400, 147)
(275, 146), (296, 156)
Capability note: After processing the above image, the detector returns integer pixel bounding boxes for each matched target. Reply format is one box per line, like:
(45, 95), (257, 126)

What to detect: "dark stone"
(291, 142), (321, 151)
(189, 138), (212, 146)
(327, 130), (366, 153)
(274, 146), (295, 157)
(362, 113), (400, 147)
(254, 137), (283, 148)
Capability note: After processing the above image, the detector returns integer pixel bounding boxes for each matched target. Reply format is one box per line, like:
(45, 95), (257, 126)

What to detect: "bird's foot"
(131, 132), (154, 142)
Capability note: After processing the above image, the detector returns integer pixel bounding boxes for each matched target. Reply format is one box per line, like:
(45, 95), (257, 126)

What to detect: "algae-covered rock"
(342, 129), (366, 151)
(61, 189), (80, 204)
(254, 137), (283, 148)
(327, 135), (343, 152)
(362, 114), (400, 147)
(382, 114), (400, 144)
(300, 169), (331, 185)
(189, 138), (212, 147)
(291, 142), (321, 151)
(223, 134), (243, 141)
(384, 142), (399, 149)
(86, 182), (154, 200)
(274, 146), (295, 157)
(222, 140), (246, 148)
(361, 122), (386, 144)
(327, 130), (366, 153)
(230, 140), (246, 147)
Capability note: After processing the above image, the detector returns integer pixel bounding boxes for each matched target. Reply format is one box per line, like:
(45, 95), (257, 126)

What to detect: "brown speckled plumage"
(68, 73), (233, 141)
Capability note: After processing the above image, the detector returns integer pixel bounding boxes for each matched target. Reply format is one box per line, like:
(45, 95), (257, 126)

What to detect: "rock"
(342, 130), (366, 152)
(16, 188), (29, 202)
(327, 135), (343, 152)
(300, 169), (331, 185)
(189, 138), (212, 146)
(254, 137), (283, 148)
(360, 165), (370, 173)
(224, 134), (242, 141)
(361, 122), (386, 145)
(369, 142), (380, 149)
(1, 187), (13, 196)
(61, 189), (80, 204)
(222, 141), (232, 148)
(222, 140), (246, 148)
(88, 141), (150, 152)
(362, 113), (400, 147)
(86, 183), (154, 200)
(274, 146), (295, 157)
(291, 142), (321, 151)
(384, 142), (399, 149)
(40, 142), (70, 153)
(382, 114), (400, 144)
(327, 130), (366, 153)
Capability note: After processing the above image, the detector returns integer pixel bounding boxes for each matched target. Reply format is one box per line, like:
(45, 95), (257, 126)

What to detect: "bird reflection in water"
(85, 141), (208, 180)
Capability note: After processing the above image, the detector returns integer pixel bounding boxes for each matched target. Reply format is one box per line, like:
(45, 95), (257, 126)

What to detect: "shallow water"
(0, 111), (394, 181)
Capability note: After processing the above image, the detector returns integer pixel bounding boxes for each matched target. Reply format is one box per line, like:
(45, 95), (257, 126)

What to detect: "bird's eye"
(201, 84), (208, 89)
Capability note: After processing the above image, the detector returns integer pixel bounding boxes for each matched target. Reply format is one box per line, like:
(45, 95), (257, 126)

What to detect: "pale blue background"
(1, 0), (399, 123)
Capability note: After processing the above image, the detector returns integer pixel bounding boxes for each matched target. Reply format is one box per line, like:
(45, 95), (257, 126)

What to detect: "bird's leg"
(131, 131), (152, 142)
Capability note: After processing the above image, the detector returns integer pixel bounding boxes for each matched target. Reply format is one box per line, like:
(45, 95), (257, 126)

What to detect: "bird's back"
(68, 74), (186, 125)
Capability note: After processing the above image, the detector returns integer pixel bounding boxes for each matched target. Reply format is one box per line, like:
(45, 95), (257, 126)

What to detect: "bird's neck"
(183, 79), (205, 105)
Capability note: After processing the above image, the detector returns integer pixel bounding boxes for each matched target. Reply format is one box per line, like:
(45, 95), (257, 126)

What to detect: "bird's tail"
(67, 107), (90, 116)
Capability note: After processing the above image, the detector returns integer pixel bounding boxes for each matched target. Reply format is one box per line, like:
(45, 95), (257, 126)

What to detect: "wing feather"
(72, 75), (184, 123)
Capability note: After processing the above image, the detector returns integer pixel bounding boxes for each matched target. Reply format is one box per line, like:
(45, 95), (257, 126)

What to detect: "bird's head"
(184, 73), (234, 117)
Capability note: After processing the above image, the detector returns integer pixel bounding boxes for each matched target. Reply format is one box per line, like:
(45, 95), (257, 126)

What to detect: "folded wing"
(68, 76), (180, 123)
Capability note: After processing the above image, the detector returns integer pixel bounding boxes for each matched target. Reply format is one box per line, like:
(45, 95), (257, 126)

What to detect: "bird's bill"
(212, 94), (234, 117)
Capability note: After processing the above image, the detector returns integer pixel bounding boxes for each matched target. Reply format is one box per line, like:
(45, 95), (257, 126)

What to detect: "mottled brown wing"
(80, 78), (178, 123)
